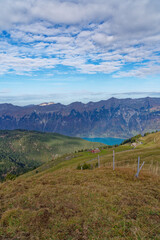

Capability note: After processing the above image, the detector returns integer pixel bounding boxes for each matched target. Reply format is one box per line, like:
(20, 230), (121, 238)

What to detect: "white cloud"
(92, 33), (114, 46)
(0, 0), (160, 77)
(0, 89), (10, 94)
(115, 63), (160, 78)
(2, 90), (160, 106)
(0, 53), (60, 75)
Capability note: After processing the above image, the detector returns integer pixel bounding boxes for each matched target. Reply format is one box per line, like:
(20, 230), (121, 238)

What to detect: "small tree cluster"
(77, 162), (92, 170)
(5, 173), (16, 181)
(121, 134), (142, 145)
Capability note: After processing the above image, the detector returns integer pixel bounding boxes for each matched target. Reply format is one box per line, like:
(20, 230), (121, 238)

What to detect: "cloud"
(0, 89), (10, 94)
(114, 63), (160, 78)
(1, 91), (160, 106)
(0, 0), (160, 77)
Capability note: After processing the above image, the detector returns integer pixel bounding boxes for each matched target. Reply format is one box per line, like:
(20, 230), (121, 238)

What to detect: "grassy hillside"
(0, 130), (104, 180)
(0, 132), (159, 239)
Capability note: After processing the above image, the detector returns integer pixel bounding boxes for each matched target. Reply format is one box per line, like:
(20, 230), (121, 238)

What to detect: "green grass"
(0, 168), (159, 239)
(0, 131), (160, 239)
(0, 130), (104, 180)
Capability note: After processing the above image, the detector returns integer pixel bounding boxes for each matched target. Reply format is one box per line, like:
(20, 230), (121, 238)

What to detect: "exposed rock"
(0, 97), (160, 138)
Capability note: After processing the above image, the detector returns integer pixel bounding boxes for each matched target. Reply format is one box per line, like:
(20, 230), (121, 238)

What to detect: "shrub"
(83, 163), (92, 170)
(5, 173), (16, 181)
(77, 164), (81, 170)
(144, 132), (150, 136)
(95, 162), (98, 168)
(77, 163), (92, 170)
(121, 134), (142, 145)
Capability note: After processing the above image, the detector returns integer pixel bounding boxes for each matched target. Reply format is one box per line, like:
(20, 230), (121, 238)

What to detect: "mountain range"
(1, 97), (160, 138)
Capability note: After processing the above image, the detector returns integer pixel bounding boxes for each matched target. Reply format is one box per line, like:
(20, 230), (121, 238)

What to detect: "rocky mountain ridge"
(0, 97), (160, 138)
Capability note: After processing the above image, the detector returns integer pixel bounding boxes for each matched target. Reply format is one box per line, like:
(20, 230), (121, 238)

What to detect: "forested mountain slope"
(0, 129), (104, 180)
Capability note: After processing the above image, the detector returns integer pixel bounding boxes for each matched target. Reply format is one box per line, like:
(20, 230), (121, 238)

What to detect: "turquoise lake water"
(83, 137), (124, 146)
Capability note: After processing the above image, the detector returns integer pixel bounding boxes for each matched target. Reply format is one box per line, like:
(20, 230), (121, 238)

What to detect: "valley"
(0, 130), (104, 181)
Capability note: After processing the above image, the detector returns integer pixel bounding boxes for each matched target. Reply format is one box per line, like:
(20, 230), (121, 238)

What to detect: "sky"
(0, 0), (160, 105)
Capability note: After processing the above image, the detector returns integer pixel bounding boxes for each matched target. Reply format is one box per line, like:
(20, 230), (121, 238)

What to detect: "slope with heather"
(0, 132), (159, 239)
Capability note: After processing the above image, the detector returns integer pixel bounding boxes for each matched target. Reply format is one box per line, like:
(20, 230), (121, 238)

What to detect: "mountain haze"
(1, 97), (160, 138)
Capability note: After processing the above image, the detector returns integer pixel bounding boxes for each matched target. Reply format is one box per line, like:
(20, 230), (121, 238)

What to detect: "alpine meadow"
(0, 0), (160, 240)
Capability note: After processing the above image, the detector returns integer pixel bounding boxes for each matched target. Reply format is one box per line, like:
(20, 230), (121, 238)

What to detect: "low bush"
(121, 134), (142, 145)
(77, 162), (92, 170)
(5, 173), (16, 181)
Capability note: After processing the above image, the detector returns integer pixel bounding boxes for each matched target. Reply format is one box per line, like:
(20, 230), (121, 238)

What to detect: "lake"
(83, 137), (125, 146)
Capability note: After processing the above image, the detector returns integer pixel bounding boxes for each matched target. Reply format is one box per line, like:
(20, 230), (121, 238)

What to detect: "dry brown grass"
(0, 132), (160, 239)
(0, 166), (160, 240)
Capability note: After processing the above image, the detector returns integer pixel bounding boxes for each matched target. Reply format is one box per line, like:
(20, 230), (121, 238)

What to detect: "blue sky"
(0, 0), (160, 105)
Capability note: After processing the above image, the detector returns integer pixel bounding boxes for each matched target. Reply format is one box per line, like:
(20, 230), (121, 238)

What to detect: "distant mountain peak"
(39, 102), (55, 106)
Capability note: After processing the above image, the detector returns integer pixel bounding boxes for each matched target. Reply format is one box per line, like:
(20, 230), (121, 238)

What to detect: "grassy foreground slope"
(0, 130), (104, 180)
(0, 132), (160, 239)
